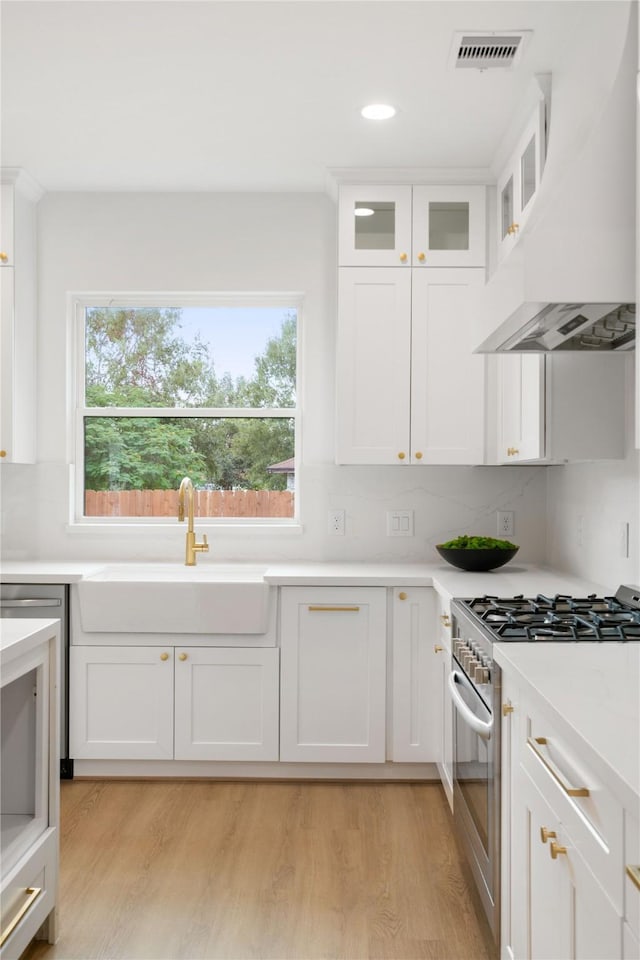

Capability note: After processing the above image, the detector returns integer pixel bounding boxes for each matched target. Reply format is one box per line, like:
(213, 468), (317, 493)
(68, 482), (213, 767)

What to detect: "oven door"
(449, 665), (500, 939)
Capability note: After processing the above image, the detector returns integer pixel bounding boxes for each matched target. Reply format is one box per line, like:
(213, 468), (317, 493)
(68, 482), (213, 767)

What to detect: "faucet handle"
(198, 533), (209, 552)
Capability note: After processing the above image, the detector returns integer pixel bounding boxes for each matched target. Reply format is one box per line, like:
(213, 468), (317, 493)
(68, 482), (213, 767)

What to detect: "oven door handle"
(448, 670), (493, 741)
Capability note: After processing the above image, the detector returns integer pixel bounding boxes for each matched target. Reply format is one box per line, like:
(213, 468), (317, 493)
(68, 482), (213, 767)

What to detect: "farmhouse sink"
(77, 563), (270, 634)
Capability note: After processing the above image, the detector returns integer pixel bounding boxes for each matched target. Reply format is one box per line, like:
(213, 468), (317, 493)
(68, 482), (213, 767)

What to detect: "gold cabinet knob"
(0, 252), (8, 262)
(178, 652), (188, 661)
(440, 614), (451, 627)
(414, 451), (423, 460)
(434, 644), (444, 653)
(398, 592), (407, 600)
(502, 703), (514, 717)
(417, 252), (426, 262)
(399, 252), (408, 262)
(397, 452), (406, 460)
(540, 826), (557, 844)
(0, 450), (6, 458)
(550, 840), (567, 860)
(507, 447), (520, 457)
(507, 223), (520, 236)
(160, 652), (169, 661)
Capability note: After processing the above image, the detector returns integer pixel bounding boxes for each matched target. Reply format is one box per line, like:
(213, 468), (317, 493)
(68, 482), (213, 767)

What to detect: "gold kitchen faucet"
(177, 477), (209, 566)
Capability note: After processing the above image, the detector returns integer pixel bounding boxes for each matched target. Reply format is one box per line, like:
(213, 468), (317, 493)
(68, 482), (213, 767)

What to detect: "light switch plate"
(387, 510), (414, 537)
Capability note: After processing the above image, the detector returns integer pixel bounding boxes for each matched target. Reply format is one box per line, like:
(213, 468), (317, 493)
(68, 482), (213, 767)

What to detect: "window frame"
(71, 292), (303, 527)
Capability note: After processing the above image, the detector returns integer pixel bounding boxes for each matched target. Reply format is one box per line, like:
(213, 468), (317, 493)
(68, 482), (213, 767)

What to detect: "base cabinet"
(70, 645), (279, 762)
(502, 672), (627, 960)
(390, 587), (440, 762)
(279, 587), (386, 762)
(434, 592), (453, 809)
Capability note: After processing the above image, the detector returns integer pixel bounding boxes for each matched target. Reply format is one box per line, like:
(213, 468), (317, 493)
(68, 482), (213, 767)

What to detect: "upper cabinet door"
(0, 184), (14, 266)
(338, 185), (412, 266)
(497, 100), (547, 262)
(412, 185), (486, 267)
(497, 353), (545, 463)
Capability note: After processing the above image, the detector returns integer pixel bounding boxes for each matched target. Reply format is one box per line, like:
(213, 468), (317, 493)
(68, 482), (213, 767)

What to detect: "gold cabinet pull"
(440, 614), (451, 627)
(507, 447), (520, 457)
(434, 644), (444, 653)
(414, 451), (423, 460)
(626, 865), (640, 891)
(0, 450), (6, 458)
(0, 887), (42, 947)
(398, 592), (407, 600)
(178, 652), (188, 661)
(540, 826), (557, 844)
(397, 452), (406, 460)
(550, 841), (567, 860)
(0, 252), (8, 263)
(507, 223), (520, 236)
(160, 652), (169, 661)
(527, 737), (590, 797)
(399, 252), (408, 262)
(417, 252), (426, 262)
(502, 703), (514, 717)
(308, 605), (360, 612)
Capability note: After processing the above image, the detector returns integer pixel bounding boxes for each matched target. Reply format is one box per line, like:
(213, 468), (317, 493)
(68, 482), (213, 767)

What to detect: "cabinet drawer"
(1, 828), (56, 960)
(522, 712), (624, 911)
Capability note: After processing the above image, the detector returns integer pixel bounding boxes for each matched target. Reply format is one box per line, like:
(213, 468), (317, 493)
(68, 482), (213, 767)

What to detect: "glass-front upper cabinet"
(497, 99), (547, 262)
(412, 186), (486, 267)
(338, 185), (412, 266)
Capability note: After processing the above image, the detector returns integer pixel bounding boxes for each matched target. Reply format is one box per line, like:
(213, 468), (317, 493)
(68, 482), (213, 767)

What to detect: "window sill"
(66, 520), (303, 536)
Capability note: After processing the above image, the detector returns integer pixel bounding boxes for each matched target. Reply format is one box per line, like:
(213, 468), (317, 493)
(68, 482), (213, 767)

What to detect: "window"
(73, 295), (300, 522)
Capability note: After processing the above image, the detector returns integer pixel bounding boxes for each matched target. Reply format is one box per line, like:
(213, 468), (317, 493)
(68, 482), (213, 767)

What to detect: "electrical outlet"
(387, 510), (414, 537)
(328, 509), (345, 536)
(497, 511), (514, 537)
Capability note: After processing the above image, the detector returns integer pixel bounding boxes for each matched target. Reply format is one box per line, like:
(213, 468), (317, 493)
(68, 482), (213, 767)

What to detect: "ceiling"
(0, 0), (627, 193)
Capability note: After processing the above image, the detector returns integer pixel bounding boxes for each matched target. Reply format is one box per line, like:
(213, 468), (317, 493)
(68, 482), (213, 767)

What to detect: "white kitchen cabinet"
(1, 620), (59, 960)
(502, 674), (626, 960)
(0, 169), (41, 465)
(390, 587), (440, 763)
(495, 352), (627, 464)
(174, 647), (279, 761)
(497, 98), (547, 263)
(434, 592), (453, 810)
(279, 587), (386, 763)
(336, 267), (486, 465)
(70, 646), (175, 760)
(338, 183), (486, 268)
(70, 645), (279, 762)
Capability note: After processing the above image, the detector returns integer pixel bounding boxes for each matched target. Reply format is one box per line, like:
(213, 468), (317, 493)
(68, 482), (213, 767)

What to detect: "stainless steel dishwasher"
(1, 582), (73, 778)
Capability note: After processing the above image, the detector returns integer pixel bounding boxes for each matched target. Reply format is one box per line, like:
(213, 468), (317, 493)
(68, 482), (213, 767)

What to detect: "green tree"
(84, 306), (296, 492)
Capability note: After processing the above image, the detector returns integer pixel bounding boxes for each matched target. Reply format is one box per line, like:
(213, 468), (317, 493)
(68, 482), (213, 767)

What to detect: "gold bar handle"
(0, 887), (42, 947)
(627, 865), (640, 892)
(527, 737), (590, 798)
(308, 606), (360, 612)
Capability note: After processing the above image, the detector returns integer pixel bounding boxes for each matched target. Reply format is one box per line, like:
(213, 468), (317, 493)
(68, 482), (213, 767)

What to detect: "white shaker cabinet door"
(174, 647), (279, 761)
(279, 587), (387, 762)
(411, 268), (485, 464)
(390, 587), (440, 763)
(70, 646), (174, 760)
(336, 267), (412, 464)
(496, 353), (545, 463)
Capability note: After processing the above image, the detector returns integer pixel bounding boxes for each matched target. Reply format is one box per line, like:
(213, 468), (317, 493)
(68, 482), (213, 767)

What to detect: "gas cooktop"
(456, 584), (640, 642)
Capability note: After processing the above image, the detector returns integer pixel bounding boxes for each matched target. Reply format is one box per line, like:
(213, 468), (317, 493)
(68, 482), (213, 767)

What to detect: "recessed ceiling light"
(354, 207), (375, 217)
(361, 103), (396, 121)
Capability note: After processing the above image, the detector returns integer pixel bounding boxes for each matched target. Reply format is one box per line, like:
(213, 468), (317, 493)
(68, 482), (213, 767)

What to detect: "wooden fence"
(85, 489), (294, 518)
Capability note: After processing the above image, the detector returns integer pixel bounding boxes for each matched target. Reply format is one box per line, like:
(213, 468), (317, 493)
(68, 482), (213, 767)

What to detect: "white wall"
(546, 357), (640, 588)
(0, 190), (550, 564)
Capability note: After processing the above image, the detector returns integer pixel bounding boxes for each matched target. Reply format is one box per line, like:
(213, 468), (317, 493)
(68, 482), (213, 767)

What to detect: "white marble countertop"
(1, 559), (609, 597)
(494, 641), (640, 809)
(0, 617), (60, 665)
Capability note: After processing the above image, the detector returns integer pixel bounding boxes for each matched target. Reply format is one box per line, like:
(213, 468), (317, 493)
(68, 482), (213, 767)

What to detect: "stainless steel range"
(448, 584), (640, 949)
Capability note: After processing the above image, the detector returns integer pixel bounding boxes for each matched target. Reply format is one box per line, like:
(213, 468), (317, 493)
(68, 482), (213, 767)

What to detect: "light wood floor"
(25, 780), (496, 960)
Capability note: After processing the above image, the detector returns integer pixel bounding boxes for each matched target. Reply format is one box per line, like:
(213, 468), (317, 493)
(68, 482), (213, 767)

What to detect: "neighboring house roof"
(266, 457), (295, 474)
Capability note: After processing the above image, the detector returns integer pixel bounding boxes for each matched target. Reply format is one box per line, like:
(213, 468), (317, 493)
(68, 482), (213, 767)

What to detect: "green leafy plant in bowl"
(436, 534), (519, 572)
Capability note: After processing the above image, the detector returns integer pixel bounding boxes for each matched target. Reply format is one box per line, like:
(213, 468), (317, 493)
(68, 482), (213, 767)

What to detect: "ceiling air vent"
(451, 31), (530, 70)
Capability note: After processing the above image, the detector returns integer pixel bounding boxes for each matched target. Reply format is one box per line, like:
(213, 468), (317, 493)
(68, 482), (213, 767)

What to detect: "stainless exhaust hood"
(476, 302), (636, 353)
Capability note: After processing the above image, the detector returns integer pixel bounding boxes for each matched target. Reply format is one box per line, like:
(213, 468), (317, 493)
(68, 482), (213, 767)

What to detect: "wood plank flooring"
(25, 780), (496, 960)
